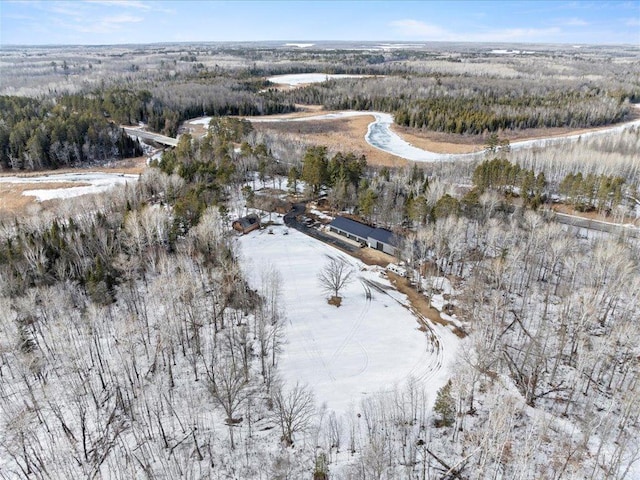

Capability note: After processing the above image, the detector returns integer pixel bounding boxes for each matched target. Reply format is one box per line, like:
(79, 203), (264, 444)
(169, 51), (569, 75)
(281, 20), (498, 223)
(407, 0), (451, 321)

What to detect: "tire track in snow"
(281, 230), (336, 382)
(362, 277), (444, 385)
(327, 278), (371, 370)
(404, 308), (444, 384)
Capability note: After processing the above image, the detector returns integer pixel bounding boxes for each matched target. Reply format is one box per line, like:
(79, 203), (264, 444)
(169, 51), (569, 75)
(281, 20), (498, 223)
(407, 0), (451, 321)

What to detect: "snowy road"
(237, 226), (459, 414)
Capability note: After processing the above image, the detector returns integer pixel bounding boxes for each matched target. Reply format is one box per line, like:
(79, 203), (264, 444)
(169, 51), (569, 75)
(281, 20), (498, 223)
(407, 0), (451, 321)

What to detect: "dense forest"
(274, 76), (633, 134)
(0, 80), (295, 171)
(0, 95), (142, 170)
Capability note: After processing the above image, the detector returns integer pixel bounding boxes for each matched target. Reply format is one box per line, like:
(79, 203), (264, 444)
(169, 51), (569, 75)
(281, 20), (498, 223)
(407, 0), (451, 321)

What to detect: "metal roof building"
(328, 216), (398, 256)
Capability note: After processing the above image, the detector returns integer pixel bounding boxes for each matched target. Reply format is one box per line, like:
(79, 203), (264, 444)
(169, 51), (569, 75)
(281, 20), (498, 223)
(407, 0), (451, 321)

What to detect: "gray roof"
(330, 216), (396, 246)
(234, 214), (260, 228)
(330, 216), (373, 239)
(369, 228), (397, 246)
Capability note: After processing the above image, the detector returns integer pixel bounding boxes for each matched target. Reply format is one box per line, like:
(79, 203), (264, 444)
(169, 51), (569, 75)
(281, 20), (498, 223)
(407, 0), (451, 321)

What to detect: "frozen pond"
(0, 172), (138, 201)
(267, 73), (372, 86)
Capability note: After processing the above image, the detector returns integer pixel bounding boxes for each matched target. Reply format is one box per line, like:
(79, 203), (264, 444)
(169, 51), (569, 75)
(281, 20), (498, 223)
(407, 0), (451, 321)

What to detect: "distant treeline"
(393, 92), (628, 133)
(60, 82), (294, 137)
(274, 76), (633, 134)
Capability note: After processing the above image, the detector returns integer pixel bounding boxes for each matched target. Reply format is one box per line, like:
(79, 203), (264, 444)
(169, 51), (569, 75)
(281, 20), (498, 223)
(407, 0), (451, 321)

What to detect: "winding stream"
(246, 109), (640, 162)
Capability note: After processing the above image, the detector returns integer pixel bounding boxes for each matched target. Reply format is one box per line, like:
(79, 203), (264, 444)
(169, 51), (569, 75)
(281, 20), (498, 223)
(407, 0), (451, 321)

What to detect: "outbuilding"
(328, 216), (398, 255)
(367, 227), (398, 256)
(232, 214), (261, 234)
(328, 216), (372, 245)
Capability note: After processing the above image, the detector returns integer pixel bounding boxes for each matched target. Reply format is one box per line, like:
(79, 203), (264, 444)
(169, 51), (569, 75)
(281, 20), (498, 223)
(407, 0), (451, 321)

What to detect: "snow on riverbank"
(238, 226), (459, 415)
(247, 110), (371, 123)
(364, 112), (465, 162)
(188, 117), (212, 126)
(0, 172), (138, 201)
(247, 108), (640, 163)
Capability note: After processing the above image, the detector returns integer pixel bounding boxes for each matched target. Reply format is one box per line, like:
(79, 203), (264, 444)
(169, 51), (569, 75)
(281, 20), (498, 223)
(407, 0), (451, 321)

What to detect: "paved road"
(547, 211), (640, 239)
(284, 203), (360, 253)
(123, 127), (179, 147)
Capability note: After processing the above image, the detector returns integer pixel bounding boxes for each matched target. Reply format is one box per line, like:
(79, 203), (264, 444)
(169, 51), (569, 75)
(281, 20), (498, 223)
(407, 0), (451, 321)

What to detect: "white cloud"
(477, 27), (562, 42)
(35, 0), (153, 36)
(83, 0), (174, 14)
(390, 19), (562, 43)
(84, 0), (152, 10)
(562, 17), (589, 27)
(388, 20), (452, 39)
(74, 14), (143, 34)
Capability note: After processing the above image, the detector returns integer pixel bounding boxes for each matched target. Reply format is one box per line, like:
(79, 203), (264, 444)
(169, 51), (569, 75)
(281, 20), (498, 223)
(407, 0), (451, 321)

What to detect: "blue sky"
(1, 1), (639, 46)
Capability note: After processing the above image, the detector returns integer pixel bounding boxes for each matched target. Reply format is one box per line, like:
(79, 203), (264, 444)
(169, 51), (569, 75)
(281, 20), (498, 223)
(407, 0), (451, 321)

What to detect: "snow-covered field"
(237, 226), (459, 414)
(284, 43), (315, 48)
(267, 73), (371, 86)
(0, 172), (138, 201)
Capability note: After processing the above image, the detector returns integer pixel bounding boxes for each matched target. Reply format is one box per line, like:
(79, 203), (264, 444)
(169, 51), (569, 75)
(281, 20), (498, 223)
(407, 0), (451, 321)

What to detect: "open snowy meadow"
(0, 171), (138, 201)
(237, 225), (460, 416)
(267, 73), (372, 87)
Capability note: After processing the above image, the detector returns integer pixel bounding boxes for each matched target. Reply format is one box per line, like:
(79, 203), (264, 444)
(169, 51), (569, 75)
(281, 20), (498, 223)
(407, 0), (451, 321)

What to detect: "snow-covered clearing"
(188, 117), (213, 126)
(0, 172), (138, 201)
(267, 73), (372, 86)
(284, 43), (315, 48)
(238, 226), (459, 415)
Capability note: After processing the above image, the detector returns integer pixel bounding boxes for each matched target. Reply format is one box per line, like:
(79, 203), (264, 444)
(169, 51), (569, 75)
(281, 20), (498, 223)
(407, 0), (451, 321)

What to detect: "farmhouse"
(328, 216), (398, 256)
(232, 214), (260, 234)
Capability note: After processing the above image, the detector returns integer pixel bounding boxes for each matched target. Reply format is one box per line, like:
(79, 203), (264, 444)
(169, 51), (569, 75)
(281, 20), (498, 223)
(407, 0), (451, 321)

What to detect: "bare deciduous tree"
(318, 257), (355, 302)
(271, 381), (315, 447)
(208, 358), (250, 449)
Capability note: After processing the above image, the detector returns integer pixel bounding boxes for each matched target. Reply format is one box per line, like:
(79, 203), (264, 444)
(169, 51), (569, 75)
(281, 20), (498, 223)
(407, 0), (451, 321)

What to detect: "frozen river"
(247, 109), (640, 162)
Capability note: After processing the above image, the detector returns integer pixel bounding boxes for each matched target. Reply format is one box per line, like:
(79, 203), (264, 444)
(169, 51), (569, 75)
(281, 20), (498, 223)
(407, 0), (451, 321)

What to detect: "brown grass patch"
(0, 182), (93, 213)
(391, 125), (483, 154)
(387, 271), (467, 338)
(0, 157), (147, 178)
(252, 115), (408, 168)
(328, 296), (342, 307)
(183, 122), (209, 137)
(354, 247), (396, 267)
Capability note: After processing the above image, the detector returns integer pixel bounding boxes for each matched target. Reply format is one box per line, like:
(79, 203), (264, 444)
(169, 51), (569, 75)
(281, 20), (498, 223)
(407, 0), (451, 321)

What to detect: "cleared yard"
(237, 225), (459, 414)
